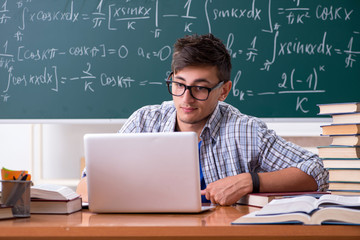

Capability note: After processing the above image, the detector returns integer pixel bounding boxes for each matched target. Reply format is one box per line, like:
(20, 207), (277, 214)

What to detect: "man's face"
(172, 65), (229, 129)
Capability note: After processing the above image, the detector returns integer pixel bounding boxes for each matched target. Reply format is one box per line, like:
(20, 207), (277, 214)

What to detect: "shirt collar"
(200, 102), (222, 142)
(163, 102), (177, 132)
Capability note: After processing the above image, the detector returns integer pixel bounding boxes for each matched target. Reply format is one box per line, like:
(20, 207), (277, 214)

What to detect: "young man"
(78, 34), (328, 206)
(117, 34), (328, 205)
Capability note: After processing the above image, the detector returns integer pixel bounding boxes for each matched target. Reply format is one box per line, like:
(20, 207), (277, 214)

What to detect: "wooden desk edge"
(1, 225), (360, 240)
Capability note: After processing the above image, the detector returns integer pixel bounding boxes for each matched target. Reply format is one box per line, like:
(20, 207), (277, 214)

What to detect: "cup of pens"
(1, 170), (32, 218)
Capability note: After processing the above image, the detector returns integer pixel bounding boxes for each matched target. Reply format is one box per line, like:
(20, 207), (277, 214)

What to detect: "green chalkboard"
(0, 0), (359, 119)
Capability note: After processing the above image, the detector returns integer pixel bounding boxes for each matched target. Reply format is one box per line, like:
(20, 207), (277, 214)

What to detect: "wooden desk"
(0, 205), (359, 240)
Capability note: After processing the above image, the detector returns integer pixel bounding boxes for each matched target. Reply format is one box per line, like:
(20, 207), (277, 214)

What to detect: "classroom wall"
(0, 124), (32, 172)
(0, 120), (331, 190)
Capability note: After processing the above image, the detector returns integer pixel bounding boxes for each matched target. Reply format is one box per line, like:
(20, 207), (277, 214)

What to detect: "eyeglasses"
(166, 72), (224, 101)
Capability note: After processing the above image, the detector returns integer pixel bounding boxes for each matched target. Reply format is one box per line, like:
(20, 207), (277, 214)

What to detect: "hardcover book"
(329, 181), (360, 191)
(318, 146), (360, 158)
(327, 190), (360, 195)
(30, 184), (82, 214)
(0, 205), (14, 220)
(237, 191), (330, 208)
(328, 168), (360, 182)
(321, 124), (360, 135)
(30, 197), (82, 214)
(329, 181), (360, 190)
(328, 134), (360, 146)
(322, 158), (360, 168)
(317, 102), (360, 115)
(332, 112), (360, 125)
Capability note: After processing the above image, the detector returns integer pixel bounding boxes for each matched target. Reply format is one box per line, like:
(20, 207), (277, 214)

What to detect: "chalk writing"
(0, 0), (359, 119)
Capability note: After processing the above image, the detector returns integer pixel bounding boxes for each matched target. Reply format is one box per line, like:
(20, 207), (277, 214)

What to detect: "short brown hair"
(171, 34), (232, 83)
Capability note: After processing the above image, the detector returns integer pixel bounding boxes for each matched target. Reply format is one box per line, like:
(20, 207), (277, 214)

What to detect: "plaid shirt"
(120, 101), (329, 191)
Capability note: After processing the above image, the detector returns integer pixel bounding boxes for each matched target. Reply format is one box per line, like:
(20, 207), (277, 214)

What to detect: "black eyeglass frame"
(165, 72), (224, 101)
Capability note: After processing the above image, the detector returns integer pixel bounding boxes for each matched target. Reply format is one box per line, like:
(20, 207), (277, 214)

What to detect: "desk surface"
(0, 205), (359, 240)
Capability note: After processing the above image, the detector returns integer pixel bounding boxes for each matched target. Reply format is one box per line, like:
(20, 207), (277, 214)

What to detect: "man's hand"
(201, 173), (253, 206)
(200, 168), (318, 206)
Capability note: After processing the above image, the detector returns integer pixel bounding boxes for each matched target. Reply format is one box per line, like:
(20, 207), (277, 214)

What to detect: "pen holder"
(1, 180), (32, 217)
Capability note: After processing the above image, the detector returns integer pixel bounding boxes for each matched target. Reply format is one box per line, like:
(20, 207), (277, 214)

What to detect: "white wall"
(0, 118), (331, 190)
(0, 123), (122, 190)
(0, 124), (32, 172)
(41, 124), (122, 179)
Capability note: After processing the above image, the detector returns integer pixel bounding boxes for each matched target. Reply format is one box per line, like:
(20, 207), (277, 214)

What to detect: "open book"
(232, 195), (360, 225)
(31, 184), (79, 200)
(30, 184), (82, 214)
(237, 191), (329, 207)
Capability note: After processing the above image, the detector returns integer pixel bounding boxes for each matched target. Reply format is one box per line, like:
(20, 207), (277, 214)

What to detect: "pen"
(16, 171), (25, 180)
(5, 171), (27, 206)
(21, 174), (28, 181)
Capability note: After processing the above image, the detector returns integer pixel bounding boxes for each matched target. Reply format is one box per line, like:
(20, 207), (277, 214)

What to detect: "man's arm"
(201, 167), (317, 206)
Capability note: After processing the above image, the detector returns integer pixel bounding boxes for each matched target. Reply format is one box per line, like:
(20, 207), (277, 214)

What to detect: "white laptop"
(84, 132), (214, 213)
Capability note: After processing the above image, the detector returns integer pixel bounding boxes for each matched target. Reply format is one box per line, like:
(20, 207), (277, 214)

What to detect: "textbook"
(321, 124), (360, 135)
(332, 112), (360, 125)
(324, 161), (360, 194)
(317, 145), (360, 158)
(232, 195), (360, 225)
(0, 205), (13, 220)
(322, 158), (360, 168)
(317, 102), (360, 115)
(328, 168), (360, 182)
(328, 190), (360, 195)
(328, 134), (360, 146)
(329, 181), (360, 191)
(31, 184), (80, 201)
(237, 191), (330, 208)
(30, 197), (82, 214)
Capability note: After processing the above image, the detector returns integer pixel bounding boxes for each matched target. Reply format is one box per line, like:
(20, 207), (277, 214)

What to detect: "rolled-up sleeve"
(256, 121), (329, 191)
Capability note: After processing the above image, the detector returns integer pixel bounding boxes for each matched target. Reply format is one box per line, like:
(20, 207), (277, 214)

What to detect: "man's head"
(171, 33), (232, 83)
(168, 34), (232, 133)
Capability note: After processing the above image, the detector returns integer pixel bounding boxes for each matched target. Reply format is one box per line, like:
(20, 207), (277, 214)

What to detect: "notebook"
(84, 132), (214, 213)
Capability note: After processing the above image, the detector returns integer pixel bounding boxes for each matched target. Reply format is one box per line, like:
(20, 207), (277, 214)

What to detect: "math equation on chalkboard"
(0, 0), (359, 119)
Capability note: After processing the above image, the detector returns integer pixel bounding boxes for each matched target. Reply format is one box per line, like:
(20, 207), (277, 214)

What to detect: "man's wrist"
(250, 172), (260, 193)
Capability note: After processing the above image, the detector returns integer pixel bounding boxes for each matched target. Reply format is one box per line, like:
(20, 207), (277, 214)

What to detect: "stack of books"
(317, 102), (360, 195)
(30, 184), (82, 214)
